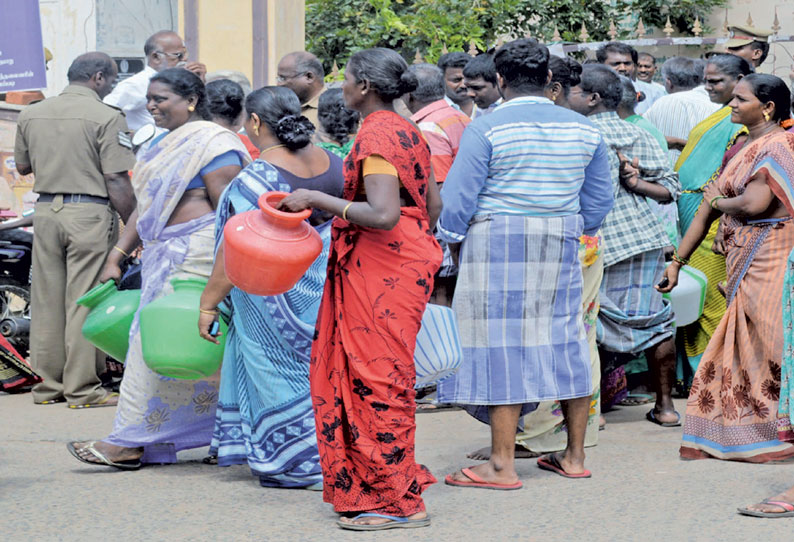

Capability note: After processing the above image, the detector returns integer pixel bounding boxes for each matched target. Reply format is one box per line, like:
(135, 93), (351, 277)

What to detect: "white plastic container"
(662, 264), (708, 326)
(414, 303), (462, 388)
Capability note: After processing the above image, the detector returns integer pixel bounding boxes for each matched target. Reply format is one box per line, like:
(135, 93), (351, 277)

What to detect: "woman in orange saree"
(660, 74), (794, 463)
(279, 48), (442, 531)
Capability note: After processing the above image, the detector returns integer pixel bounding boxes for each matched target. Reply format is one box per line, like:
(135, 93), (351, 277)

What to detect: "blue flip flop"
(337, 512), (431, 531)
(646, 408), (681, 427)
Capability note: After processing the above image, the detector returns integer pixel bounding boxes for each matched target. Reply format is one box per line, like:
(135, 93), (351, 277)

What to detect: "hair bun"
(398, 70), (419, 95)
(274, 114), (315, 150)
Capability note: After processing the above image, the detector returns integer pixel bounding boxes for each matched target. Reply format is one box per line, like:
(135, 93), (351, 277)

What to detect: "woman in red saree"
(279, 48), (443, 531)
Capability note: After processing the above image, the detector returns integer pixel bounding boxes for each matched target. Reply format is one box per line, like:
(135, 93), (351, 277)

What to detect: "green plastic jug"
(140, 277), (226, 379)
(76, 281), (141, 363)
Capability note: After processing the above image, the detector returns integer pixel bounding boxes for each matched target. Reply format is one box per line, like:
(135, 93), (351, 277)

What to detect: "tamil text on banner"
(0, 0), (47, 92)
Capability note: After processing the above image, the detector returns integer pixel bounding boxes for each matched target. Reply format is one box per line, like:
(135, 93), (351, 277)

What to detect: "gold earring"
(253, 125), (259, 136)
(188, 105), (195, 112)
(764, 111), (770, 122)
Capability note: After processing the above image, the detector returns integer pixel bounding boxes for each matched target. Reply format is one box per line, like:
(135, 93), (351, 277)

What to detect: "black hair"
(706, 53), (754, 79)
(596, 42), (638, 65)
(347, 48), (418, 102)
(548, 55), (582, 96)
(317, 88), (359, 146)
(463, 54), (497, 86)
(150, 68), (212, 120)
(494, 38), (550, 92)
(742, 73), (792, 123)
(580, 64), (623, 111)
(437, 51), (472, 72)
(206, 79), (245, 125)
(67, 52), (116, 82)
(638, 52), (656, 63)
(245, 86), (314, 150)
(730, 41), (771, 66)
(660, 56), (704, 89)
(407, 63), (445, 102)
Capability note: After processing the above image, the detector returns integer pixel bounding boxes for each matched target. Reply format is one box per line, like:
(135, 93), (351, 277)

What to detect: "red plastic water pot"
(223, 191), (322, 296)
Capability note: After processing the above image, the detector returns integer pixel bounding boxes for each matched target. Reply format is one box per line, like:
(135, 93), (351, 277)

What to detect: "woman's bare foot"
(740, 485), (794, 516)
(599, 415), (607, 430)
(72, 440), (143, 464)
(338, 510), (428, 526)
(467, 443), (540, 460)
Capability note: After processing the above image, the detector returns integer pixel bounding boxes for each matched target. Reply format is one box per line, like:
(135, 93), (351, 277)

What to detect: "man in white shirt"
(104, 31), (206, 132)
(643, 56), (720, 165)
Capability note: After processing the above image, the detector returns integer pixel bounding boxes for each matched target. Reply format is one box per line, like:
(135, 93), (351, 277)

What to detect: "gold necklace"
(260, 144), (287, 154)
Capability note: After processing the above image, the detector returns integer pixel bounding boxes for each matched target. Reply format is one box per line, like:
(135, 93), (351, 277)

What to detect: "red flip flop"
(444, 467), (523, 490)
(537, 454), (592, 479)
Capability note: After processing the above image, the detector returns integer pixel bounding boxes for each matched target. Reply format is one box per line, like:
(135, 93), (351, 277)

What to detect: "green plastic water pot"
(76, 281), (141, 363)
(140, 277), (226, 379)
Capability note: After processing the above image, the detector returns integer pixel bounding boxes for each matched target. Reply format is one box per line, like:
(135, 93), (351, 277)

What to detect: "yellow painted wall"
(267, 0), (306, 84)
(198, 0), (254, 80)
(176, 0), (304, 86)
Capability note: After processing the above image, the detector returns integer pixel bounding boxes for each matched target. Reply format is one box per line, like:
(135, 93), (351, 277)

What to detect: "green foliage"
(306, 0), (727, 70)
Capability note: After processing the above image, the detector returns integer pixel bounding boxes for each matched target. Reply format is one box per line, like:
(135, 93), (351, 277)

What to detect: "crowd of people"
(9, 20), (794, 528)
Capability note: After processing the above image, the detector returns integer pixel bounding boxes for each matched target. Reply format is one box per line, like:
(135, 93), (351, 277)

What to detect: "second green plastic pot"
(77, 281), (141, 363)
(140, 277), (226, 379)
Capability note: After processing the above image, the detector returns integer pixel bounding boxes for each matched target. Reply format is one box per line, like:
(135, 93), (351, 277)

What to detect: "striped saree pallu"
(437, 214), (591, 426)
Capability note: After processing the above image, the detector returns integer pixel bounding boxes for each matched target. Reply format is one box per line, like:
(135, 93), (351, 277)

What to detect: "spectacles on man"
(276, 72), (306, 83)
(155, 50), (188, 61)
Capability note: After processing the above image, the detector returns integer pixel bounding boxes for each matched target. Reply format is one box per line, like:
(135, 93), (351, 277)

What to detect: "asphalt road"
(3, 393), (793, 541)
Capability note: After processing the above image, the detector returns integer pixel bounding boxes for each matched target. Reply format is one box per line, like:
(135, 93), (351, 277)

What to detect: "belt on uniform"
(37, 194), (110, 205)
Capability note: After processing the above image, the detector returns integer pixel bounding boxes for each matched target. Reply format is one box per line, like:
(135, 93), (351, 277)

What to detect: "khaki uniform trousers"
(30, 197), (118, 405)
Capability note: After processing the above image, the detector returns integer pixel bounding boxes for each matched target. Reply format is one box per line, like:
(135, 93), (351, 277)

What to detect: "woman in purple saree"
(67, 69), (249, 469)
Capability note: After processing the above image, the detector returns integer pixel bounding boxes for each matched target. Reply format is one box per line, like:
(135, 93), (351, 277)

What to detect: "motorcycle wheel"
(0, 277), (30, 359)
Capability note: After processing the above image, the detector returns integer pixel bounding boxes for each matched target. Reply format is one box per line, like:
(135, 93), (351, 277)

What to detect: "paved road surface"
(3, 393), (793, 541)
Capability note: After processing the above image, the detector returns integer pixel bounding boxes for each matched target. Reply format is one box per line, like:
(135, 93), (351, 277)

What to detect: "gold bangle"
(342, 202), (353, 221)
(113, 245), (129, 258)
(199, 308), (219, 316)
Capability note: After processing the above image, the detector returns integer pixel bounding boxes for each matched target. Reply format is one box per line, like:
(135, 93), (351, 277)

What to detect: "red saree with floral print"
(310, 110), (442, 515)
(681, 130), (794, 462)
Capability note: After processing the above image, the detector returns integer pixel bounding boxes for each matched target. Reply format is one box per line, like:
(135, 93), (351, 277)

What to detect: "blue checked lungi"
(437, 214), (592, 424)
(597, 248), (674, 354)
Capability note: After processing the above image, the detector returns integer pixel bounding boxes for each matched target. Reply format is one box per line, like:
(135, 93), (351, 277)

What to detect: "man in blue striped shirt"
(439, 39), (613, 489)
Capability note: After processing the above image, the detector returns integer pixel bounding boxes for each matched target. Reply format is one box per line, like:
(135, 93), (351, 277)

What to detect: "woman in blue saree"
(198, 86), (344, 488)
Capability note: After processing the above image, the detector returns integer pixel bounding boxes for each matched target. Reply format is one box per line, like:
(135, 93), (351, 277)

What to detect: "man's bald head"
(144, 30), (188, 71)
(67, 52), (118, 98)
(277, 51), (325, 104)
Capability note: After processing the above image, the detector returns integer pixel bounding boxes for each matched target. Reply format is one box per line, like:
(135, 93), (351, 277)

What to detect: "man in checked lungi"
(567, 65), (682, 428)
(437, 38), (614, 488)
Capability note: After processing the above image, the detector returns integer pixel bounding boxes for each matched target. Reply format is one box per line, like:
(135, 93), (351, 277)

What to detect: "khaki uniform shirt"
(14, 85), (136, 197)
(302, 88), (332, 144)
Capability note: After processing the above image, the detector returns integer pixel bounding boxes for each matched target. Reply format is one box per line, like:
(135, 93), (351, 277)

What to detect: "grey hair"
(618, 75), (639, 109)
(287, 51), (325, 79)
(660, 56), (704, 89)
(407, 63), (445, 102)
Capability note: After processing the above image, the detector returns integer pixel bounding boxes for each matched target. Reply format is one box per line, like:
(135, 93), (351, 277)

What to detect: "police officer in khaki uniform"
(725, 24), (773, 68)
(14, 52), (136, 408)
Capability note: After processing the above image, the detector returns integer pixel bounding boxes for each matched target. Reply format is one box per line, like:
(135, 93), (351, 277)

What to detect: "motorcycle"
(0, 225), (32, 358)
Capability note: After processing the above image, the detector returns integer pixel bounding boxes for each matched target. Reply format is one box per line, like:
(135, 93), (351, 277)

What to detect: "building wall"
(176, 0), (304, 87)
(38, 0), (97, 97)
